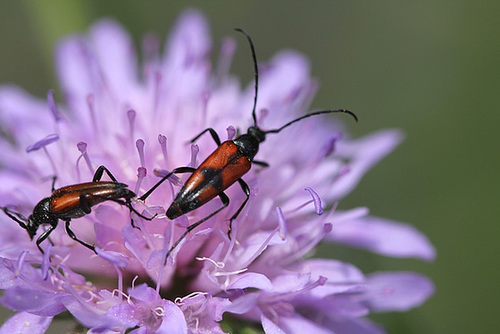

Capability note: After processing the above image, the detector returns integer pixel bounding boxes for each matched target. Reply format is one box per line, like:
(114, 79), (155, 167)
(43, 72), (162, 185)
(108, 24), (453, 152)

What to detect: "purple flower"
(0, 9), (435, 334)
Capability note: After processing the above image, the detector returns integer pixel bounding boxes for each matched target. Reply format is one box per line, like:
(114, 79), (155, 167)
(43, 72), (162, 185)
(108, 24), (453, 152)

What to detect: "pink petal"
(156, 300), (187, 334)
(364, 272), (435, 312)
(278, 315), (334, 334)
(1, 287), (67, 316)
(224, 293), (259, 315)
(330, 129), (404, 200)
(294, 259), (365, 296)
(89, 19), (137, 99)
(163, 9), (211, 66)
(56, 36), (96, 117)
(261, 314), (287, 334)
(0, 312), (52, 334)
(255, 51), (312, 126)
(327, 214), (436, 261)
(227, 272), (273, 291)
(329, 317), (386, 334)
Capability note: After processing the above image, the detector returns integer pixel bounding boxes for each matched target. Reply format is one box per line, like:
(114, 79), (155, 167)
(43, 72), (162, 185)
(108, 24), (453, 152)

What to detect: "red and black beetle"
(1, 165), (155, 253)
(140, 29), (358, 262)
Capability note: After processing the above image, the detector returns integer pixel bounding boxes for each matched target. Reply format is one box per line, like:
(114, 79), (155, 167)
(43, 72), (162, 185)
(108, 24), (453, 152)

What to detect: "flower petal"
(56, 35), (96, 118)
(330, 129), (404, 200)
(156, 300), (187, 334)
(228, 272), (274, 291)
(278, 315), (333, 334)
(161, 9), (211, 105)
(25, 134), (59, 152)
(293, 259), (366, 296)
(164, 9), (211, 67)
(0, 312), (52, 334)
(329, 317), (386, 334)
(326, 214), (436, 261)
(89, 19), (138, 100)
(364, 272), (435, 312)
(261, 314), (287, 334)
(1, 287), (67, 316)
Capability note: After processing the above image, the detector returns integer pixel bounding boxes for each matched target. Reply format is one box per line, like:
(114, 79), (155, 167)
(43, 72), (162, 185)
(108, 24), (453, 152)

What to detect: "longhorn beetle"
(140, 29), (358, 263)
(1, 165), (156, 253)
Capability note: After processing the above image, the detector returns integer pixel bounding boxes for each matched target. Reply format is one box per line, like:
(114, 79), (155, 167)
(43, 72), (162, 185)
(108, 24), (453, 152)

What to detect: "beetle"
(139, 29), (358, 262)
(1, 165), (155, 253)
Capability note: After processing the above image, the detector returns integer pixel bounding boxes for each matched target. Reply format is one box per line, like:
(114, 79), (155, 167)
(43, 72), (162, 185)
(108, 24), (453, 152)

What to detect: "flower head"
(0, 9), (435, 333)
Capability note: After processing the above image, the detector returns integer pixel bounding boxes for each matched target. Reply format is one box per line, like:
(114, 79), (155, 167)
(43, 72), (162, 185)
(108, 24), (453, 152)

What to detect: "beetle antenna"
(264, 109), (358, 135)
(235, 28), (259, 127)
(1, 207), (29, 229)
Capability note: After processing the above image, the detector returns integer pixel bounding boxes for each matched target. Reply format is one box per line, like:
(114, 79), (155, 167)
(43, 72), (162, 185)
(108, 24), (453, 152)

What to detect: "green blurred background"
(1, 1), (498, 333)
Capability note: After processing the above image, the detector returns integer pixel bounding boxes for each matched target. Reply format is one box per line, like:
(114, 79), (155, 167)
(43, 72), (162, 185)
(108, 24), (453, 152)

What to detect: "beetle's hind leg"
(189, 128), (222, 146)
(122, 199), (158, 229)
(92, 165), (118, 182)
(227, 178), (251, 239)
(64, 220), (96, 253)
(139, 167), (196, 202)
(163, 191), (230, 265)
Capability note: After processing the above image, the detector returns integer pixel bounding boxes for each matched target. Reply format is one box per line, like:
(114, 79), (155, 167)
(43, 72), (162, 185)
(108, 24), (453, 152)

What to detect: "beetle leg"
(252, 160), (269, 168)
(122, 199), (157, 220)
(65, 220), (96, 253)
(103, 197), (158, 228)
(1, 207), (29, 230)
(92, 165), (118, 182)
(227, 178), (251, 239)
(164, 192), (230, 265)
(36, 225), (56, 254)
(50, 175), (57, 192)
(139, 166), (197, 201)
(189, 128), (222, 146)
(79, 194), (93, 214)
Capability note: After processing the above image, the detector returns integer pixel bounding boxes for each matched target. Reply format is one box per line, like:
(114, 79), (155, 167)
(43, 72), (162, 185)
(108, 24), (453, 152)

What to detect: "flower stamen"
(76, 142), (93, 181)
(86, 94), (99, 136)
(136, 139), (146, 168)
(41, 245), (51, 280)
(158, 134), (168, 165)
(189, 144), (199, 168)
(213, 267), (247, 277)
(153, 71), (162, 114)
(112, 288), (131, 304)
(276, 207), (287, 240)
(195, 256), (225, 268)
(127, 109), (136, 143)
(214, 37), (236, 85)
(304, 187), (324, 215)
(226, 126), (236, 140)
(135, 167), (147, 195)
(240, 228), (279, 269)
(153, 306), (165, 317)
(318, 133), (342, 160)
(200, 91), (210, 127)
(14, 250), (28, 277)
(174, 291), (208, 305)
(47, 90), (62, 123)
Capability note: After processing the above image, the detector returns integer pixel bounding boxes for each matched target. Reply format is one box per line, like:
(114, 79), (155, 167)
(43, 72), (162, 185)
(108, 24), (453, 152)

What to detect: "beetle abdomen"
(51, 182), (134, 219)
(166, 141), (251, 219)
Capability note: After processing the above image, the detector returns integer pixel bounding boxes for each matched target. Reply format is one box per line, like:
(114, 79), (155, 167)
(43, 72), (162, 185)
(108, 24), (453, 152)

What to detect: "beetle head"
(26, 215), (39, 240)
